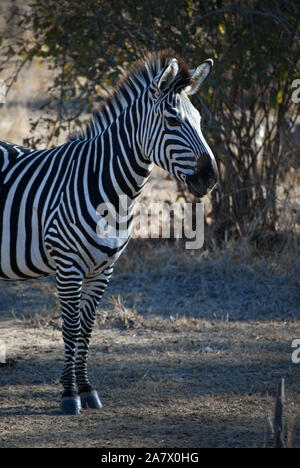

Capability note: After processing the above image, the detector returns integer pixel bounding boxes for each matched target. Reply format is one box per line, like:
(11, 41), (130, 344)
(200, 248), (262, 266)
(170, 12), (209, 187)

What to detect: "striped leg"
(56, 265), (83, 415)
(75, 268), (113, 409)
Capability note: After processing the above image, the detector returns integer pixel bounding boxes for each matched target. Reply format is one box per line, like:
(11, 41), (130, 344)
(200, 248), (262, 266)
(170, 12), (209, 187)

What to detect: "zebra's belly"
(0, 204), (131, 280)
(0, 246), (56, 281)
(75, 235), (130, 276)
(0, 269), (53, 281)
(0, 220), (56, 280)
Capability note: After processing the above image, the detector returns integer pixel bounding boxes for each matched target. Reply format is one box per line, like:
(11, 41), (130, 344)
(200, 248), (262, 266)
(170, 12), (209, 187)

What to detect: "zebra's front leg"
(56, 266), (83, 415)
(75, 268), (113, 409)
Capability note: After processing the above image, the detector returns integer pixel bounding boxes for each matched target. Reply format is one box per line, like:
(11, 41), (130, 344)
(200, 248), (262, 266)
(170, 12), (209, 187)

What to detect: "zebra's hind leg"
(75, 269), (113, 409)
(56, 265), (83, 415)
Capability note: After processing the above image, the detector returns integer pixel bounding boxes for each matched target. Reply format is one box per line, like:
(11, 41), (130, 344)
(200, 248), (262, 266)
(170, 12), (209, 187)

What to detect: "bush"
(1, 0), (299, 240)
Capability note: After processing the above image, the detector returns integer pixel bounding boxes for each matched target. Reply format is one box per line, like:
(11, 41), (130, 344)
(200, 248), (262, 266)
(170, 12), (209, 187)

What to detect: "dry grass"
(98, 293), (142, 329)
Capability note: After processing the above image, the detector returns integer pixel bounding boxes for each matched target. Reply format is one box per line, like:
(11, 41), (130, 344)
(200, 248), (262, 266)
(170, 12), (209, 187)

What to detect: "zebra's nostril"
(195, 155), (207, 173)
(186, 154), (218, 197)
(194, 160), (218, 188)
(195, 153), (218, 183)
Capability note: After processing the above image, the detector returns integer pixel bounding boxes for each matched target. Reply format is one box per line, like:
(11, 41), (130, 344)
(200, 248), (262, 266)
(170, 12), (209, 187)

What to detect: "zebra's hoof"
(61, 395), (81, 415)
(80, 390), (102, 409)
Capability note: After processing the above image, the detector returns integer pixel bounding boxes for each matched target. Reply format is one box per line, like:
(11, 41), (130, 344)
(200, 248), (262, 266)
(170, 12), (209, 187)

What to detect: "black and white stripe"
(0, 52), (218, 414)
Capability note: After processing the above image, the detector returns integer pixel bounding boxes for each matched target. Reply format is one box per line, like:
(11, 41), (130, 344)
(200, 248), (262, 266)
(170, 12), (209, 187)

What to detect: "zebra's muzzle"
(186, 177), (211, 197)
(186, 155), (218, 197)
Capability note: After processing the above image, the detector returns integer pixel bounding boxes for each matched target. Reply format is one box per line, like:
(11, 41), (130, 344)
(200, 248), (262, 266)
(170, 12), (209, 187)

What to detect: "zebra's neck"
(85, 106), (153, 218)
(73, 54), (171, 213)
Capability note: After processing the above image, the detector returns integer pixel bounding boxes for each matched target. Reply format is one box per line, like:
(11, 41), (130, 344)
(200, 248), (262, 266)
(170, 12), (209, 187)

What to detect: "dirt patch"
(0, 238), (299, 448)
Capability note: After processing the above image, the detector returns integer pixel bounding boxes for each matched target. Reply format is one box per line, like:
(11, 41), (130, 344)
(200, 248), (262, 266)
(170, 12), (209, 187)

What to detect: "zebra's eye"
(166, 116), (180, 127)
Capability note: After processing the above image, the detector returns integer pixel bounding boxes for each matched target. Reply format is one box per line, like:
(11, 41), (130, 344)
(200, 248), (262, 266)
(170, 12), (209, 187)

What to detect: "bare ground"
(0, 232), (299, 448)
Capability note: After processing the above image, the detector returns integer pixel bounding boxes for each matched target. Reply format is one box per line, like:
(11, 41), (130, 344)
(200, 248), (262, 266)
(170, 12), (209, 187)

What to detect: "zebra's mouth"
(187, 179), (209, 198)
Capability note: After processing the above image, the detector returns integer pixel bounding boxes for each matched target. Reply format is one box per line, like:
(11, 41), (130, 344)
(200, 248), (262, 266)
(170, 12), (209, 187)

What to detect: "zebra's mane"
(71, 51), (192, 141)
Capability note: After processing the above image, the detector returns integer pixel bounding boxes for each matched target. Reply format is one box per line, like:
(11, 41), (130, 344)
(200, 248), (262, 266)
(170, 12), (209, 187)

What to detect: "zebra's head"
(143, 56), (219, 198)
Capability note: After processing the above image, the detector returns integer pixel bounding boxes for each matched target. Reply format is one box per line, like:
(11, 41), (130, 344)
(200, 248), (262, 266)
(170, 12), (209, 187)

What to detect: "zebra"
(0, 52), (218, 414)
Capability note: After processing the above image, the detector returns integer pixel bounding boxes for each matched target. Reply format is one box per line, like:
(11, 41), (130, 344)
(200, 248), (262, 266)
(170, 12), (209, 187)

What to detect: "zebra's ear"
(185, 59), (213, 95)
(157, 58), (179, 93)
